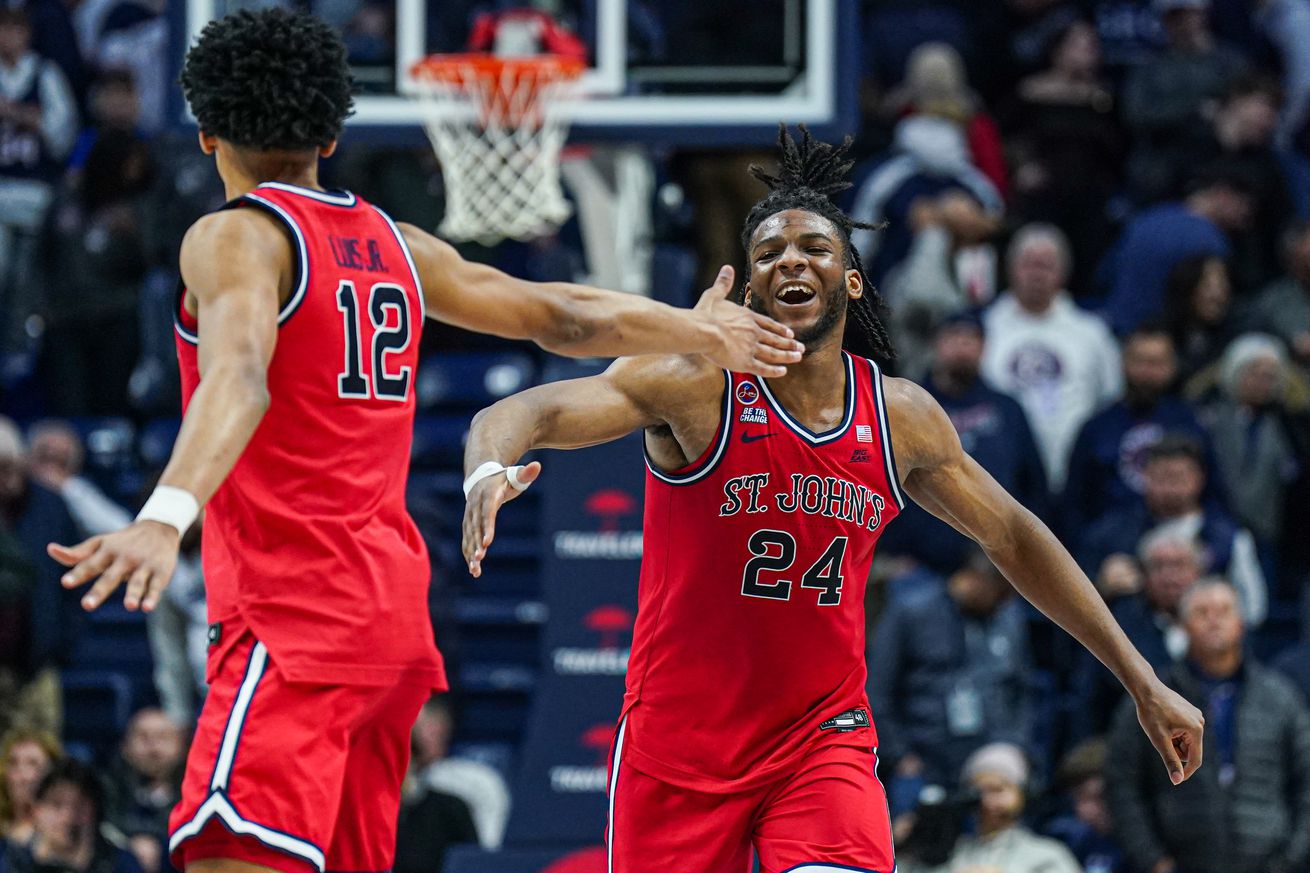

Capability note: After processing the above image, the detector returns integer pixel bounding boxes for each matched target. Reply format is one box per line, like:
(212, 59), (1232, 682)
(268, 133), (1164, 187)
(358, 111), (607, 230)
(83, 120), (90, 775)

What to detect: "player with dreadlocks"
(46, 9), (804, 873)
(462, 124), (1204, 871)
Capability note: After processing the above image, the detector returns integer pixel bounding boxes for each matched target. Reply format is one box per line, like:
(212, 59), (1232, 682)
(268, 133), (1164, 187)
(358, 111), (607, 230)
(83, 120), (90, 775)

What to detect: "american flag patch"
(855, 425), (873, 443)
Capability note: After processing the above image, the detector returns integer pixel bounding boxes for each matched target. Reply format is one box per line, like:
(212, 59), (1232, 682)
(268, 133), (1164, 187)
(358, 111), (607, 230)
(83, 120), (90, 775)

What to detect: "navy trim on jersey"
(169, 790), (327, 872)
(174, 278), (198, 346)
(207, 641), (267, 792)
(241, 193), (311, 325)
(606, 716), (628, 873)
(372, 205), (426, 321)
(757, 352), (856, 445)
(169, 641), (327, 871)
(644, 370), (733, 485)
(257, 181), (358, 207)
(867, 360), (905, 510)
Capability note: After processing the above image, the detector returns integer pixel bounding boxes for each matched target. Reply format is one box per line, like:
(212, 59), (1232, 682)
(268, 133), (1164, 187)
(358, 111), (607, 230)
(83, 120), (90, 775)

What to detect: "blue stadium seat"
(416, 352), (537, 413)
(66, 417), (140, 504)
(411, 415), (471, 469)
(62, 669), (134, 760)
(138, 417), (182, 471)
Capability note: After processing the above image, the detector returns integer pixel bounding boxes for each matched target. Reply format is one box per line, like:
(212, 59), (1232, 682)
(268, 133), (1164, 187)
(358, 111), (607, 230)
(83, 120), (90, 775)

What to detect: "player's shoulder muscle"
(179, 208), (293, 300)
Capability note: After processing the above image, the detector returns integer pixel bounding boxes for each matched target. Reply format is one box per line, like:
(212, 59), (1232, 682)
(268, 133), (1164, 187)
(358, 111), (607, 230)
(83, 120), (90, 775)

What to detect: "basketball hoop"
(409, 54), (585, 245)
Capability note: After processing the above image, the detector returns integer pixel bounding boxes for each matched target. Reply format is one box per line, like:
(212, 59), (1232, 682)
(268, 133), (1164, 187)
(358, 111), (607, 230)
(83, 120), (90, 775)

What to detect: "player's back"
(175, 182), (443, 690)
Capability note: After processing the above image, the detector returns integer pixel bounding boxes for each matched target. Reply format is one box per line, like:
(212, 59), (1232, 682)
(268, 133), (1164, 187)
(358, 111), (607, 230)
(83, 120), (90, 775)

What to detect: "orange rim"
(410, 53), (586, 86)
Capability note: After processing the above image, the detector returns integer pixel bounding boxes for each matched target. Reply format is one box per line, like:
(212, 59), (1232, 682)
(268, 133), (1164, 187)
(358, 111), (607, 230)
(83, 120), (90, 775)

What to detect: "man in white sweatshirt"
(982, 224), (1123, 491)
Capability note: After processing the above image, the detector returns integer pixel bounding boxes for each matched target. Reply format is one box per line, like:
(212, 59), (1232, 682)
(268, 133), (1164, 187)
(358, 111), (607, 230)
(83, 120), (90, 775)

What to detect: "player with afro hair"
(181, 8), (353, 152)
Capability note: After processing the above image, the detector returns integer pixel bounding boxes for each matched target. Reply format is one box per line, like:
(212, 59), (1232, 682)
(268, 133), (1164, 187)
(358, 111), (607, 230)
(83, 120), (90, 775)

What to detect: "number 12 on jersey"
(336, 280), (413, 401)
(741, 530), (848, 605)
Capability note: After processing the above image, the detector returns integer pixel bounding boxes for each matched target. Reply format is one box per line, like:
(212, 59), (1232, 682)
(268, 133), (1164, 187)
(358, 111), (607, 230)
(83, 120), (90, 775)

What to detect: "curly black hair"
(740, 125), (895, 361)
(181, 8), (354, 151)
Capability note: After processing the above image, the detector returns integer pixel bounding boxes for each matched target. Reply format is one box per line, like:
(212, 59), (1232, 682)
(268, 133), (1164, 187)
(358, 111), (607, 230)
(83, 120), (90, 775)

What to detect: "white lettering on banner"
(553, 531), (644, 559)
(552, 647), (630, 675)
(549, 766), (609, 793)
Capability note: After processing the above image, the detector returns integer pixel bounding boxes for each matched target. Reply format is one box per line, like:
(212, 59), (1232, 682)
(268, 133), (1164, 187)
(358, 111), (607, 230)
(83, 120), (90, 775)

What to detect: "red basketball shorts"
(604, 719), (895, 873)
(167, 622), (430, 873)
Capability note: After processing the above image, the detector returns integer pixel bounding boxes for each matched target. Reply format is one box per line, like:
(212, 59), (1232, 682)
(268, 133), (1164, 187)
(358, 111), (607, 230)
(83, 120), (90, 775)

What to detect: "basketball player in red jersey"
(44, 11), (803, 873)
(462, 128), (1206, 873)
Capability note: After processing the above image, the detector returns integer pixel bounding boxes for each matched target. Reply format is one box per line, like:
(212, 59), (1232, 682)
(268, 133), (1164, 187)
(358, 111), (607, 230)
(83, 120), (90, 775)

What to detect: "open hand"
(462, 461), (542, 577)
(1136, 681), (1205, 785)
(695, 265), (803, 377)
(48, 522), (180, 612)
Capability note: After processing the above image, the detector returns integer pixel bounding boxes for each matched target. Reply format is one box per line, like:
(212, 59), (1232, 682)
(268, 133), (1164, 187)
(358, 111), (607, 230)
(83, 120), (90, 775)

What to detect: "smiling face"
(743, 209), (863, 350)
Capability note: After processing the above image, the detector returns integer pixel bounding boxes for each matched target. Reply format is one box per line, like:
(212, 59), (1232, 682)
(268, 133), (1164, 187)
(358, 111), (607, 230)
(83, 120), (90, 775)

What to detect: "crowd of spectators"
(7, 0), (1310, 871)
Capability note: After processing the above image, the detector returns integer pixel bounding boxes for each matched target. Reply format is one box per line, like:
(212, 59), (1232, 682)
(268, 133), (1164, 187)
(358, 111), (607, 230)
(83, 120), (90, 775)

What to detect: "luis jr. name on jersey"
(718, 472), (886, 531)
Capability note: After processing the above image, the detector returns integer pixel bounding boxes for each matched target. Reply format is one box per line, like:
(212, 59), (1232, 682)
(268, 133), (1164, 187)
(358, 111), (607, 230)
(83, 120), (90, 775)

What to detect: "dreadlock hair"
(740, 125), (895, 361)
(181, 9), (354, 151)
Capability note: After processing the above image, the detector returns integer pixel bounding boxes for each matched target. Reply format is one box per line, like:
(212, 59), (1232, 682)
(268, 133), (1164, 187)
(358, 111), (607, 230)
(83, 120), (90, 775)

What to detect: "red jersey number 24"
(336, 279), (413, 402)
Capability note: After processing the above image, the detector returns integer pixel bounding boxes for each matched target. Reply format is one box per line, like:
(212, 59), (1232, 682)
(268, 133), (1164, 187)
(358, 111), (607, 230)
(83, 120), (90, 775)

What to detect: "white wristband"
(463, 461), (531, 498)
(135, 486), (200, 535)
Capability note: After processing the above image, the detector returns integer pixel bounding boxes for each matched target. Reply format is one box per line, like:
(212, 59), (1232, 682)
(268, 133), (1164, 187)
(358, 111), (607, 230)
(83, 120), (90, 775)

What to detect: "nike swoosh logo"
(740, 432), (777, 444)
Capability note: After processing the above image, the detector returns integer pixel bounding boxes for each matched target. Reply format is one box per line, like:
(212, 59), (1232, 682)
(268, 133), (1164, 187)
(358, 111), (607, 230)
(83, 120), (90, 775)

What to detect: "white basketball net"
(411, 56), (582, 245)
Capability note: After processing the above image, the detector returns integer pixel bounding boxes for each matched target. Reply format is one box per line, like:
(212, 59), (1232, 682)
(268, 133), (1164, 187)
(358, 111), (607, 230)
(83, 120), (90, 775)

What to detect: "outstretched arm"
(49, 209), (287, 612)
(885, 377), (1205, 785)
(400, 225), (803, 375)
(461, 355), (717, 575)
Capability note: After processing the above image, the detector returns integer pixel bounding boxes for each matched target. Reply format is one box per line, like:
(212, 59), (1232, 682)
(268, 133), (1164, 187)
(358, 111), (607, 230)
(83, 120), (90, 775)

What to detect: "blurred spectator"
(411, 698), (510, 850)
(1201, 334), (1310, 548)
(0, 6), (77, 374)
(1247, 220), (1310, 370)
(1086, 0), (1167, 68)
(1063, 322), (1214, 536)
(0, 759), (143, 873)
(1074, 523), (1206, 734)
(21, 0), (87, 108)
(0, 730), (60, 844)
(0, 416), (82, 737)
(1107, 580), (1310, 873)
(1254, 0), (1310, 150)
(981, 224), (1122, 490)
(1080, 434), (1267, 624)
(942, 743), (1080, 873)
(1121, 0), (1247, 172)
(881, 191), (1001, 377)
(1102, 170), (1252, 335)
(72, 1), (167, 134)
(38, 130), (153, 415)
(27, 421), (131, 539)
(1043, 739), (1127, 873)
(103, 709), (182, 873)
(878, 311), (1048, 574)
(1003, 19), (1124, 295)
(674, 149), (772, 291)
(1164, 254), (1238, 381)
(145, 519), (206, 726)
(998, 0), (1085, 84)
(67, 71), (144, 177)
(1153, 74), (1290, 291)
(879, 42), (1009, 197)
(868, 549), (1032, 809)
(850, 110), (1004, 293)
(394, 728), (478, 873)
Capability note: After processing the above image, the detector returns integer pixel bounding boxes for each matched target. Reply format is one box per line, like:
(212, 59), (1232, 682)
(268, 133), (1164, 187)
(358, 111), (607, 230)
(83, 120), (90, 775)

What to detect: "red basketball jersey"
(175, 182), (445, 690)
(621, 351), (904, 791)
